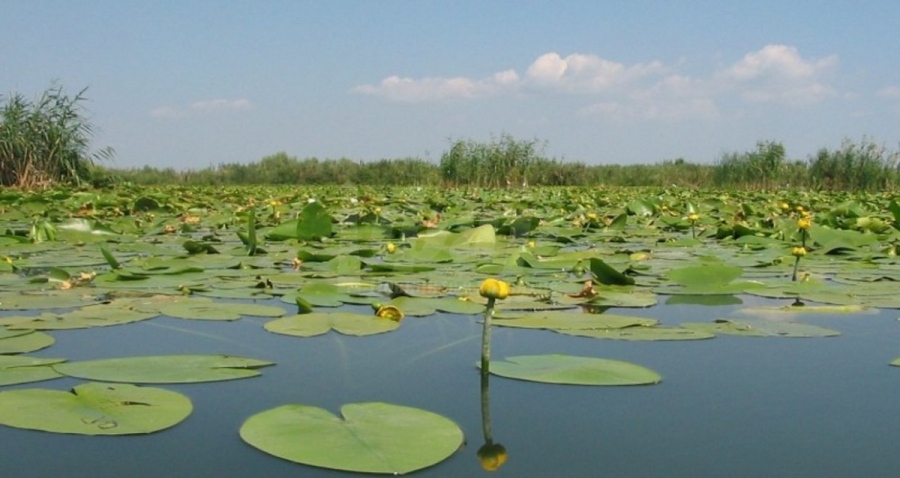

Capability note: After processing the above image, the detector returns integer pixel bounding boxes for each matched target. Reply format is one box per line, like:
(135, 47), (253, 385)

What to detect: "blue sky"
(3, 1), (899, 170)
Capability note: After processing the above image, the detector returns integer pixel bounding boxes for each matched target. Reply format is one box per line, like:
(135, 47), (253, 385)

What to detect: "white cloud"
(716, 44), (838, 105)
(353, 44), (840, 117)
(150, 98), (253, 118)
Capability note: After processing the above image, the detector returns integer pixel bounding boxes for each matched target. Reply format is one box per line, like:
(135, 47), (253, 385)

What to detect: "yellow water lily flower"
(792, 246), (807, 257)
(479, 278), (510, 300)
(374, 304), (404, 321)
(687, 213), (700, 222)
(797, 217), (812, 230)
(386, 242), (396, 253)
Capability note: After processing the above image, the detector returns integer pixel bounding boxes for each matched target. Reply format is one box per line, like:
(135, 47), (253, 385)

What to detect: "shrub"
(0, 85), (113, 188)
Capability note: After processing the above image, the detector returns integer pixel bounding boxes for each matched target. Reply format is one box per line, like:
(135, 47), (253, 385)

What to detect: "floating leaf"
(265, 313), (400, 337)
(0, 329), (55, 354)
(681, 319), (840, 338)
(491, 311), (658, 330)
(482, 354), (662, 385)
(54, 355), (274, 383)
(558, 326), (715, 341)
(4, 304), (158, 330)
(0, 356), (65, 386)
(159, 299), (285, 321)
(240, 402), (464, 475)
(0, 382), (192, 435)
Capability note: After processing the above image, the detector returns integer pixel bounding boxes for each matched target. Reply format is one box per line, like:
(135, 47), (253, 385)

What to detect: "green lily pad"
(0, 329), (55, 354)
(0, 382), (192, 435)
(54, 355), (274, 383)
(558, 326), (715, 341)
(482, 354), (662, 385)
(0, 356), (65, 386)
(491, 311), (658, 330)
(4, 303), (158, 330)
(158, 298), (286, 321)
(240, 402), (464, 475)
(265, 313), (400, 337)
(681, 319), (841, 338)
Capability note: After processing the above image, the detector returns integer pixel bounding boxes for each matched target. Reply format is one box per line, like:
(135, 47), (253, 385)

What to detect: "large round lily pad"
(54, 355), (274, 383)
(239, 402), (464, 474)
(0, 382), (192, 435)
(482, 354), (662, 385)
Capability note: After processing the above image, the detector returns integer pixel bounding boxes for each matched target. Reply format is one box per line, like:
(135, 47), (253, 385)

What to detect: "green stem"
(481, 297), (495, 374)
(791, 256), (800, 282)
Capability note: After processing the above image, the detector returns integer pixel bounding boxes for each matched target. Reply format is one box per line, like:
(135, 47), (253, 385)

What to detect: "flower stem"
(481, 297), (495, 374)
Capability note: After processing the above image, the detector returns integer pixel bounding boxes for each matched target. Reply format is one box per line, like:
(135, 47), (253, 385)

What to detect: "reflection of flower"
(477, 442), (508, 471)
(479, 278), (510, 300)
(373, 304), (404, 321)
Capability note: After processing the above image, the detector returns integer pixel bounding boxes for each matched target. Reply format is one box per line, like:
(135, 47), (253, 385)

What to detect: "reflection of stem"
(480, 365), (492, 443)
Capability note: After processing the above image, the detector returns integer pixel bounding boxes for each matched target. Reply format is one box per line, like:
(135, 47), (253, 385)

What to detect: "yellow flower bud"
(479, 278), (510, 300)
(797, 217), (812, 231)
(688, 213), (700, 222)
(373, 304), (404, 321)
(779, 202), (790, 210)
(477, 443), (508, 471)
(386, 242), (396, 253)
(527, 240), (536, 248)
(792, 246), (807, 257)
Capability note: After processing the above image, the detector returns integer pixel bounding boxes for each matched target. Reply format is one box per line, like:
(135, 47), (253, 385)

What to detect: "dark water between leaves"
(3, 298), (900, 478)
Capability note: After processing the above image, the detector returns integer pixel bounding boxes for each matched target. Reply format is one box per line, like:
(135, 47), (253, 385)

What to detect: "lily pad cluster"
(1, 185), (900, 473)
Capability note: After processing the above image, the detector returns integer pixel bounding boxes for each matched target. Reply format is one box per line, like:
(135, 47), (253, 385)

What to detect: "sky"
(2, 1), (900, 170)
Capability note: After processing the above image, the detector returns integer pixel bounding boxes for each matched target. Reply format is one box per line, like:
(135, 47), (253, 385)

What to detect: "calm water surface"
(3, 299), (900, 477)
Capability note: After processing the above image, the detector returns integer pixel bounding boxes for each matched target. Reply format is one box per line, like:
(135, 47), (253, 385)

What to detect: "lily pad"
(491, 311), (658, 330)
(681, 319), (841, 338)
(239, 402), (464, 475)
(159, 299), (286, 321)
(0, 356), (65, 386)
(0, 329), (55, 354)
(558, 326), (715, 341)
(0, 382), (192, 435)
(265, 313), (400, 337)
(482, 354), (662, 385)
(54, 355), (274, 383)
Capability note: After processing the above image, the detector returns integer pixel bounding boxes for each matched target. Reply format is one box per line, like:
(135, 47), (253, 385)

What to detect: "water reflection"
(477, 366), (507, 471)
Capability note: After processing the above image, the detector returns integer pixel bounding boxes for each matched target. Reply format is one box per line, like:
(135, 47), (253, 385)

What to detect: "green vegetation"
(105, 135), (900, 191)
(0, 85), (112, 188)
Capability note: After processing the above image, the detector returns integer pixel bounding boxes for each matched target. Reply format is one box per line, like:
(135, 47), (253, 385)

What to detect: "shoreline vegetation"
(3, 86), (899, 191)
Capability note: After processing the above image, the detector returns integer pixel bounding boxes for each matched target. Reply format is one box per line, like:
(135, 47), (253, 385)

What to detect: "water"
(3, 300), (900, 477)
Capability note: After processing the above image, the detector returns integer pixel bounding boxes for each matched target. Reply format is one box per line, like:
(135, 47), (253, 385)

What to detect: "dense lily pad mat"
(0, 382), (192, 435)
(53, 355), (274, 383)
(239, 402), (464, 474)
(0, 356), (65, 386)
(482, 355), (662, 385)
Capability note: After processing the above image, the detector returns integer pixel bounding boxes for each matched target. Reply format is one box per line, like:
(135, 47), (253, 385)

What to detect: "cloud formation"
(352, 44), (839, 119)
(150, 98), (253, 118)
